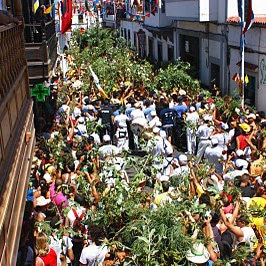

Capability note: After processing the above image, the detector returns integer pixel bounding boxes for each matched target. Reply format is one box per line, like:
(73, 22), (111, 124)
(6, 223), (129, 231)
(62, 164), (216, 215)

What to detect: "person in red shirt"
(35, 232), (57, 266)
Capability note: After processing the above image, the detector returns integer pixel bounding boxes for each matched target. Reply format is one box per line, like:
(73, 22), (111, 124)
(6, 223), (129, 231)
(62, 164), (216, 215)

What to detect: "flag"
(243, 0), (254, 34)
(232, 73), (241, 83)
(33, 0), (39, 13)
(44, 4), (54, 14)
(60, 0), (73, 34)
(245, 74), (249, 84)
(88, 64), (108, 99)
(238, 0), (254, 34)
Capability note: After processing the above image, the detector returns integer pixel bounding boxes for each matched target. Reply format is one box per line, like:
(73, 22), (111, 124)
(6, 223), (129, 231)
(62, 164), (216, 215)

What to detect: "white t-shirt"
(79, 244), (109, 266)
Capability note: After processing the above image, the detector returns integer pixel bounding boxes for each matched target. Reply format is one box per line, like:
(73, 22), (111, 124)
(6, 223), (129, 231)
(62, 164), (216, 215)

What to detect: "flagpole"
(241, 0), (245, 108)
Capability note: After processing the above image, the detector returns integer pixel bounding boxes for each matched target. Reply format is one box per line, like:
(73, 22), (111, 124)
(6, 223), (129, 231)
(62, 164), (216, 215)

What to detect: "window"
(128, 30), (131, 45)
(158, 42), (162, 62)
(168, 45), (174, 61)
(161, 0), (165, 13)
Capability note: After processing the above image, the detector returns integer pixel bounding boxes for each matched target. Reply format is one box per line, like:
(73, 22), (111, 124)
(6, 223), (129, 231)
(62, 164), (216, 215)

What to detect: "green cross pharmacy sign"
(31, 83), (50, 102)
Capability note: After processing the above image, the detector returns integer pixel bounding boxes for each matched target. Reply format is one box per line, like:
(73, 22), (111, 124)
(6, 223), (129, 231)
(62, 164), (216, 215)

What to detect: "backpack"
(72, 208), (85, 232)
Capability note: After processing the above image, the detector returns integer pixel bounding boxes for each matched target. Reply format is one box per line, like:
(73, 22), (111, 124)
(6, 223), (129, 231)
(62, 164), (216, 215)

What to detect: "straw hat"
(186, 242), (210, 264)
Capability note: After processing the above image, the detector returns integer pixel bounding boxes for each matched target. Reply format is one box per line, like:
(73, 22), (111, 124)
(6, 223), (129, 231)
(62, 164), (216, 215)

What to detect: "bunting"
(127, 11), (150, 23)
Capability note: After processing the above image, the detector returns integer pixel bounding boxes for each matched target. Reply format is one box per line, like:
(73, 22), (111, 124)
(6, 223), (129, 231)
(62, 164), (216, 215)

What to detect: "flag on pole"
(238, 0), (254, 34)
(60, 0), (73, 34)
(33, 0), (39, 13)
(243, 0), (254, 34)
(88, 63), (108, 99)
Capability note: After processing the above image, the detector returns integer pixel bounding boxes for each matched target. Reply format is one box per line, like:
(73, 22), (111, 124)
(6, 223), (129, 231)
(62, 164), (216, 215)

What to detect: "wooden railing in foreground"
(0, 22), (35, 266)
(0, 22), (27, 101)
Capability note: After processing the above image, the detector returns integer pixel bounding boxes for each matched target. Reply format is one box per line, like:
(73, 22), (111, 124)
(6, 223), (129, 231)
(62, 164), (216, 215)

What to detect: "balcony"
(24, 20), (57, 86)
(165, 0), (219, 22)
(0, 22), (35, 265)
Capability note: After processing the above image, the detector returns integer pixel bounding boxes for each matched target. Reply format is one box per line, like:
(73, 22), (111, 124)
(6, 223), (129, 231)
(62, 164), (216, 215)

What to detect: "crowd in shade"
(17, 64), (266, 265)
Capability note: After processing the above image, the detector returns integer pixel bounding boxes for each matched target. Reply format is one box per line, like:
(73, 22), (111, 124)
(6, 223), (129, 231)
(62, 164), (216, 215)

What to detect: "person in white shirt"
(115, 122), (129, 151)
(98, 135), (120, 160)
(130, 102), (147, 150)
(204, 138), (225, 176)
(79, 225), (109, 266)
(196, 116), (214, 163)
(185, 106), (199, 155)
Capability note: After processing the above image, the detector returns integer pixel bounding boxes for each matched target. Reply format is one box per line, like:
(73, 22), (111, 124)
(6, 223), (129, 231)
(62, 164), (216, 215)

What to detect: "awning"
(236, 61), (258, 71)
(143, 25), (173, 33)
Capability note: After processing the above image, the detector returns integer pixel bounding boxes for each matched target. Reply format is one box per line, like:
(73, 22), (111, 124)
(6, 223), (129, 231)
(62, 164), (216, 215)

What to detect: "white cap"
(150, 110), (157, 117)
(189, 106), (196, 112)
(87, 104), (94, 110)
(247, 113), (256, 120)
(179, 154), (188, 163)
(43, 173), (52, 183)
(236, 149), (244, 157)
(235, 159), (248, 169)
(153, 127), (160, 134)
(211, 138), (218, 145)
(160, 130), (167, 139)
(103, 134), (111, 142)
(73, 107), (81, 118)
(165, 145), (173, 155)
(159, 175), (170, 182)
(78, 117), (85, 123)
(36, 196), (51, 207)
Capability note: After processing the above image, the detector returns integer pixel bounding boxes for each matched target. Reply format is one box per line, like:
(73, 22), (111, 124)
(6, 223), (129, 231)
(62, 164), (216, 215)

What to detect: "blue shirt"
(173, 104), (187, 119)
(160, 108), (176, 125)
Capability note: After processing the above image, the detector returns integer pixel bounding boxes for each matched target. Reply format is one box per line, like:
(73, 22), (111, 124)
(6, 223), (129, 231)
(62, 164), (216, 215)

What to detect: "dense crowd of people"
(17, 68), (266, 265)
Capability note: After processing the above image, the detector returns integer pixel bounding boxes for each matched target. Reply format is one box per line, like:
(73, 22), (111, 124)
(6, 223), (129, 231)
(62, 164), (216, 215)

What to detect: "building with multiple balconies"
(116, 0), (266, 111)
(0, 0), (59, 264)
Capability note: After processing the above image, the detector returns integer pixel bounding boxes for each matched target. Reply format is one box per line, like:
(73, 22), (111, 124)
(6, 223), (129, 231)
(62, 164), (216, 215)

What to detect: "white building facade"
(113, 0), (266, 111)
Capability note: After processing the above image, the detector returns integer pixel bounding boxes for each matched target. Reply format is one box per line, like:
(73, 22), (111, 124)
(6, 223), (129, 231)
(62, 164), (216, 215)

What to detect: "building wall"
(228, 24), (266, 112)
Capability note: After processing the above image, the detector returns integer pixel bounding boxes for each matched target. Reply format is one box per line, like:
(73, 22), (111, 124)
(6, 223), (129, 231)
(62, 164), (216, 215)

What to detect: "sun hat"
(186, 242), (210, 264)
(239, 123), (251, 133)
(36, 196), (51, 207)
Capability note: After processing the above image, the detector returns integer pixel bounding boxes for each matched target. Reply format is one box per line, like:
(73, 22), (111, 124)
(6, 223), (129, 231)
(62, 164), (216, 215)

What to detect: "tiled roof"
(227, 16), (266, 24)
